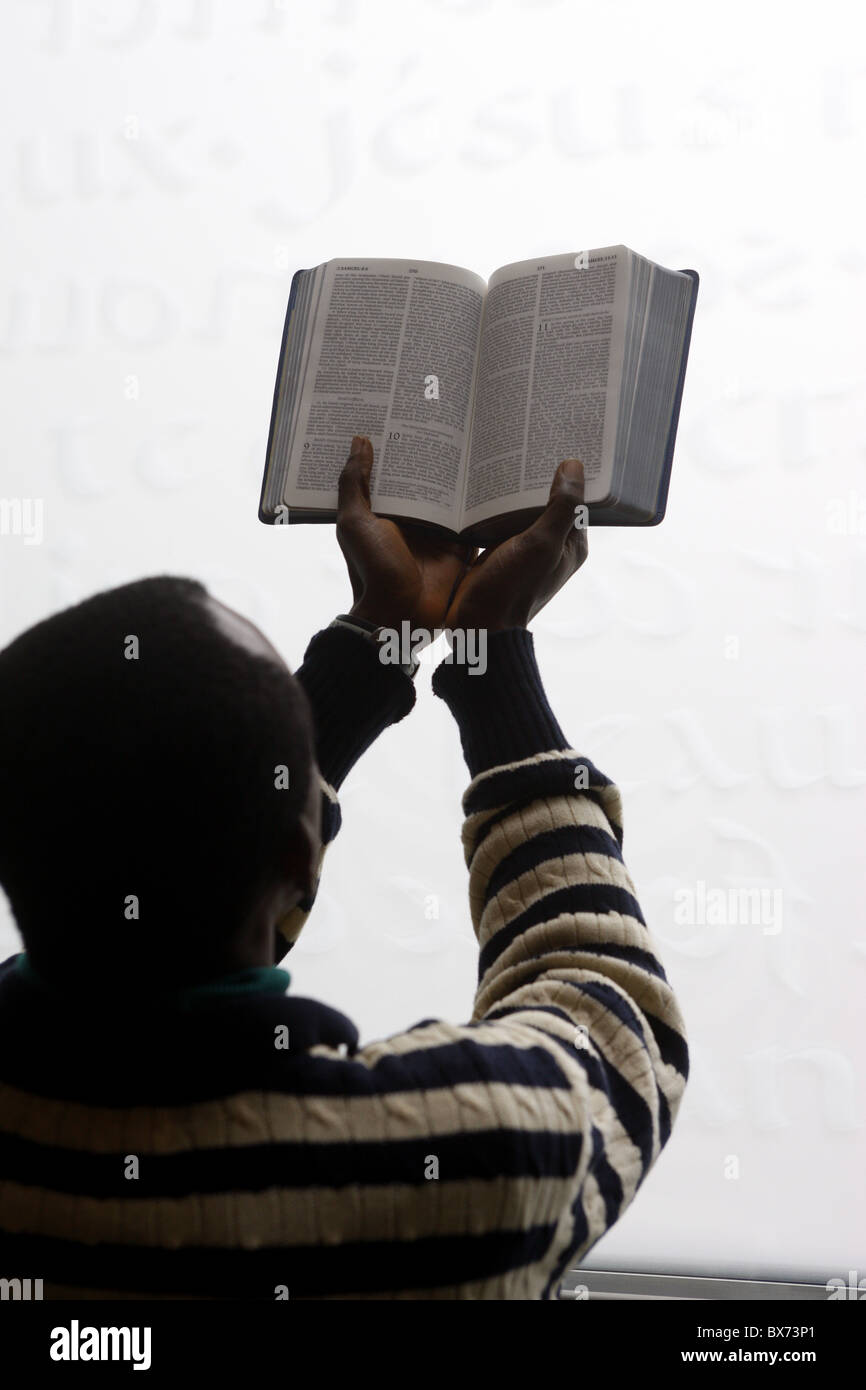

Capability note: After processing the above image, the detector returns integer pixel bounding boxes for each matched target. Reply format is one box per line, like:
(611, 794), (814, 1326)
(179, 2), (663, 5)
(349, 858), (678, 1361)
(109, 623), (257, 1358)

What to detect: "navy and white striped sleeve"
(420, 627), (690, 1293)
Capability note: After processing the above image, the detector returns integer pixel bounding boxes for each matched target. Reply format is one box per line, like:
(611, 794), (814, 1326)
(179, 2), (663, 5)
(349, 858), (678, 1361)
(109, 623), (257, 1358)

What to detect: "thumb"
(526, 457), (585, 547)
(337, 435), (374, 518)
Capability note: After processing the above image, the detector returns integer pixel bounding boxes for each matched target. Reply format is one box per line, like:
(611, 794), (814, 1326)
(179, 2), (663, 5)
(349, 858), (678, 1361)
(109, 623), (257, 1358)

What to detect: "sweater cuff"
(295, 624), (415, 790)
(431, 628), (569, 778)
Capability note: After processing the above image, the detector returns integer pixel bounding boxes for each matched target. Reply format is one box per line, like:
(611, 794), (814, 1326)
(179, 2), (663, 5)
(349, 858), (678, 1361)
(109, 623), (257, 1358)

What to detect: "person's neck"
(16, 952), (290, 1005)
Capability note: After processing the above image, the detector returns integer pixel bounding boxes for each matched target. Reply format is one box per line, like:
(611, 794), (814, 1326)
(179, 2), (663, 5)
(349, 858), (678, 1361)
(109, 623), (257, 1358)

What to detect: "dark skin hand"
(337, 435), (588, 637)
(338, 436), (477, 641)
(444, 454), (588, 631)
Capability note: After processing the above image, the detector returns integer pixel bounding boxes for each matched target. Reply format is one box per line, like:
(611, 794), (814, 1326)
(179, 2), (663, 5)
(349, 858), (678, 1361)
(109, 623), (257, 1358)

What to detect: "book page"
(459, 247), (631, 531)
(280, 258), (486, 529)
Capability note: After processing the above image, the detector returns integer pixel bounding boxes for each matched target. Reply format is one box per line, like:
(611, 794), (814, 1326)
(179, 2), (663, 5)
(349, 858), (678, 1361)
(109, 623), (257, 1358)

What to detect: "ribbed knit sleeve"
(416, 627), (689, 1293)
(295, 623), (415, 792)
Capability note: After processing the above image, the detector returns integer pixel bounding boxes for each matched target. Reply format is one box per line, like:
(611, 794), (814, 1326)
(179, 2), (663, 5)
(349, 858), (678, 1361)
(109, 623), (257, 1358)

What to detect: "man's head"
(0, 577), (321, 992)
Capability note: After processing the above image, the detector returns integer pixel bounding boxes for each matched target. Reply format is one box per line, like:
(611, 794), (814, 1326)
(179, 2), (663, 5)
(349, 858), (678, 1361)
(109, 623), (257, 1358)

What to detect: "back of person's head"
(0, 576), (315, 993)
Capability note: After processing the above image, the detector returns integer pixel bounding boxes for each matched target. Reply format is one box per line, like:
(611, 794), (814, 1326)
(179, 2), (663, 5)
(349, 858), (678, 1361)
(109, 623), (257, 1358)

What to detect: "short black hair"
(0, 577), (315, 989)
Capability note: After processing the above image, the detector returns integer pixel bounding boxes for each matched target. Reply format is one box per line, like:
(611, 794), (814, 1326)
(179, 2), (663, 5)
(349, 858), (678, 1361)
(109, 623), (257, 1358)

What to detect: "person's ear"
(283, 824), (315, 901)
(273, 816), (322, 958)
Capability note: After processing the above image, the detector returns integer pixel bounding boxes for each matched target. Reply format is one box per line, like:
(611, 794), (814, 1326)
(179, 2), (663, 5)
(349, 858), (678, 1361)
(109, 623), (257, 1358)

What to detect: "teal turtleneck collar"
(14, 952), (290, 1008)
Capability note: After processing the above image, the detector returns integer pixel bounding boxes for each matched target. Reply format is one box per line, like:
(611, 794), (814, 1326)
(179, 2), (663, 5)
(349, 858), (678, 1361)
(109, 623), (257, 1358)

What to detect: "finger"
(336, 436), (374, 522)
(444, 566), (468, 614)
(526, 458), (586, 550)
(446, 544), (480, 604)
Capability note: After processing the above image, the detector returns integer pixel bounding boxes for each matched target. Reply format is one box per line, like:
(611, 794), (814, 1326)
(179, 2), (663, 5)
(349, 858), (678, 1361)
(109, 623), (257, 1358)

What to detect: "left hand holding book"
(337, 435), (588, 639)
(338, 435), (477, 641)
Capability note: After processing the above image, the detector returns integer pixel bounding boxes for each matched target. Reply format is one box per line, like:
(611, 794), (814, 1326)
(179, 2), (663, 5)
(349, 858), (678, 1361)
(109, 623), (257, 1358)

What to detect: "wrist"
(297, 624), (416, 789)
(447, 610), (527, 636)
(349, 600), (405, 631)
(432, 628), (568, 777)
(344, 606), (380, 632)
(334, 611), (420, 679)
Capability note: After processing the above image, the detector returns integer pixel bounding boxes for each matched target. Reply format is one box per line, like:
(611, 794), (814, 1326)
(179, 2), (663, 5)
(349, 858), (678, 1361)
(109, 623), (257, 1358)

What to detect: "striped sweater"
(0, 624), (688, 1299)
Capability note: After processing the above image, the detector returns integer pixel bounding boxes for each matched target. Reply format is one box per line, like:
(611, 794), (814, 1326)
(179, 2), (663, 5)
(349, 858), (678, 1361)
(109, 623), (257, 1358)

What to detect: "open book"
(259, 247), (698, 546)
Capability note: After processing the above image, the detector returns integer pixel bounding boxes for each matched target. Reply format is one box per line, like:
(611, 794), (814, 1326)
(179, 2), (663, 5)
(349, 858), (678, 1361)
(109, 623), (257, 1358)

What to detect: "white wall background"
(0, 0), (863, 1286)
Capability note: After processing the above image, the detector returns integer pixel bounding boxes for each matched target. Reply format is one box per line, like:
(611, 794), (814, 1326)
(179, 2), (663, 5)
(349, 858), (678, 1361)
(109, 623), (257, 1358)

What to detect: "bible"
(259, 247), (698, 546)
